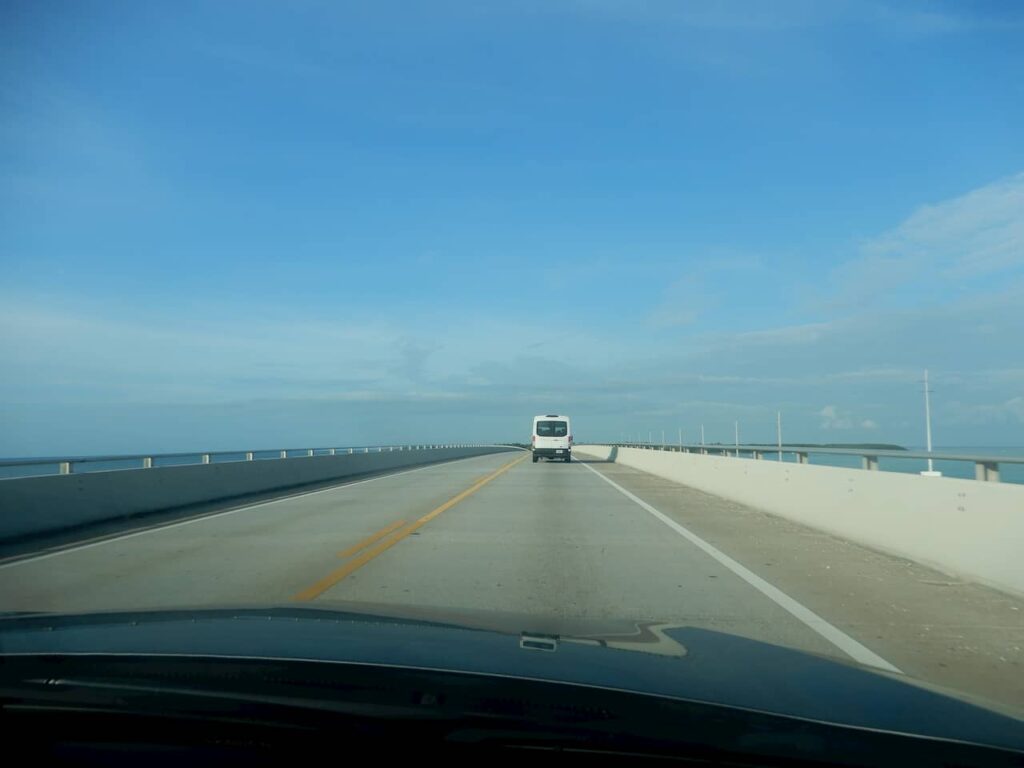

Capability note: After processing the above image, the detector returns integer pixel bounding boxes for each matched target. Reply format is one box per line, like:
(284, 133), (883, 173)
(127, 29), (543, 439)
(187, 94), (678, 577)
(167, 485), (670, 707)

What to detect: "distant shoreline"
(776, 443), (906, 451)
(662, 443), (907, 451)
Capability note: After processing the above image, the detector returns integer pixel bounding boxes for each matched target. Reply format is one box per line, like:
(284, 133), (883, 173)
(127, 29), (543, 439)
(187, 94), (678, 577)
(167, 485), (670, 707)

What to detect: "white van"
(532, 414), (572, 463)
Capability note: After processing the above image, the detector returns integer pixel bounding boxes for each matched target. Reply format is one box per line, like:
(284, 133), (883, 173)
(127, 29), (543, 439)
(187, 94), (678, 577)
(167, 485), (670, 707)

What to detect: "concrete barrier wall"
(575, 445), (1024, 596)
(0, 447), (516, 543)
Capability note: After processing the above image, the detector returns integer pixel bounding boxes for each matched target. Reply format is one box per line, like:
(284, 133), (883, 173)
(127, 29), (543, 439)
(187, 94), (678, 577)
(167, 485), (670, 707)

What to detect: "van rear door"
(534, 418), (570, 450)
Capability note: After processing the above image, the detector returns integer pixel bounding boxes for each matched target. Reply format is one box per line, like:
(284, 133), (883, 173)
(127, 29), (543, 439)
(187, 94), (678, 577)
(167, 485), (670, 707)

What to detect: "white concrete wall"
(0, 447), (516, 543)
(575, 445), (1024, 596)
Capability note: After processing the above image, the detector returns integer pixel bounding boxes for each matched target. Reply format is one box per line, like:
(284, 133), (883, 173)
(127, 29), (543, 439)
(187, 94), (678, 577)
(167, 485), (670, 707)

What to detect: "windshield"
(1, 0), (1023, 746)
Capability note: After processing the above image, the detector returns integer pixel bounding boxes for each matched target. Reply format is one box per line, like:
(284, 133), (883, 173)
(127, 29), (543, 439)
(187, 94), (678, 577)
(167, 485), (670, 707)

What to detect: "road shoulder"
(577, 459), (1024, 715)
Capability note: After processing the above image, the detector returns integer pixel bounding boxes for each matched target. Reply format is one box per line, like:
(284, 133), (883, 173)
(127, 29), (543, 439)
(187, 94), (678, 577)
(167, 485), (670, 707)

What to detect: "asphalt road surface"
(1, 450), (1021, 714)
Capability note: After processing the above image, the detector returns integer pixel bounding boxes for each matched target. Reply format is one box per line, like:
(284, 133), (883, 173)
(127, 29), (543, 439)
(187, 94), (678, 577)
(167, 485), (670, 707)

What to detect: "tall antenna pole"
(678, 427), (682, 448)
(734, 420), (740, 457)
(924, 369), (934, 473)
(777, 411), (783, 462)
(700, 424), (705, 453)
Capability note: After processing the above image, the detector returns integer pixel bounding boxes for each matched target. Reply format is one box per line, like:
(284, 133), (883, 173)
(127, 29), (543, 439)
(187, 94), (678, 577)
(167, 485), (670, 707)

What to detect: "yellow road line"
(293, 454), (527, 602)
(337, 519), (407, 558)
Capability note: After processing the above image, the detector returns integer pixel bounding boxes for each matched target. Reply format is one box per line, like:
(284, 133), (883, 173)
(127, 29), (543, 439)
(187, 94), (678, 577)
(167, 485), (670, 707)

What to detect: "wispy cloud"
(565, 0), (1017, 33)
(943, 397), (1024, 426)
(646, 251), (765, 328)
(647, 276), (707, 327)
(866, 171), (1024, 276)
(828, 171), (1024, 307)
(729, 322), (834, 347)
(819, 404), (878, 430)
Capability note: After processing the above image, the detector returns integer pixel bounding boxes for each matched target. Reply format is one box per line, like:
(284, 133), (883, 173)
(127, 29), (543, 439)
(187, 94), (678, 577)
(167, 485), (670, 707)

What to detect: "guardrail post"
(59, 461), (72, 475)
(329, 448), (336, 456)
(307, 449), (314, 457)
(753, 450), (763, 460)
(862, 455), (878, 471)
(142, 457), (153, 469)
(975, 461), (1000, 482)
(797, 452), (809, 464)
(201, 454), (211, 464)
(280, 450), (287, 459)
(246, 452), (254, 461)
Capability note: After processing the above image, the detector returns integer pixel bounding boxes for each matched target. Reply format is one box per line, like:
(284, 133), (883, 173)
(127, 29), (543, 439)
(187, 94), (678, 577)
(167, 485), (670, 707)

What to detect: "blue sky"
(2, 0), (1023, 454)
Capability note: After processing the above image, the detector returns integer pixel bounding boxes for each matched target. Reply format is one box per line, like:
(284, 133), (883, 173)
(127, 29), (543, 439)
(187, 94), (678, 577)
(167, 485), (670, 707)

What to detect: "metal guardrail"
(0, 444), (493, 480)
(606, 443), (1024, 483)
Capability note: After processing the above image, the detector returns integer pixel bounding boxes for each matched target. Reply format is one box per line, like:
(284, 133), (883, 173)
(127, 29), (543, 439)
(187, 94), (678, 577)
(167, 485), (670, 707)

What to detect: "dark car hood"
(1, 601), (1021, 750)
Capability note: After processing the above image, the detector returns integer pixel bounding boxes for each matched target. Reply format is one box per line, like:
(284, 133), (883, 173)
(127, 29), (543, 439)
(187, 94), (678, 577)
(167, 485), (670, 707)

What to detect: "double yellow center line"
(293, 453), (527, 601)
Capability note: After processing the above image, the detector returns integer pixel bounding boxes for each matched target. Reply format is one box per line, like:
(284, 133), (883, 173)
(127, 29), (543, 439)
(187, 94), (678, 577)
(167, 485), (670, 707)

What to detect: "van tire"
(532, 455), (538, 463)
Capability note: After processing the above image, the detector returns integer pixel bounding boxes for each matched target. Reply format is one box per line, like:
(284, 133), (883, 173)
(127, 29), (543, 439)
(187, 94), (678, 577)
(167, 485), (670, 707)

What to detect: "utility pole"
(777, 411), (783, 462)
(700, 424), (705, 453)
(734, 420), (740, 457)
(922, 369), (940, 476)
(678, 427), (682, 448)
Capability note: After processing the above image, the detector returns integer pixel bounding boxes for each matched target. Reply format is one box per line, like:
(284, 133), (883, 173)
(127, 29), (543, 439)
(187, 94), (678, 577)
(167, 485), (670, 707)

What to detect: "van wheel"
(532, 455), (538, 463)
(564, 456), (571, 463)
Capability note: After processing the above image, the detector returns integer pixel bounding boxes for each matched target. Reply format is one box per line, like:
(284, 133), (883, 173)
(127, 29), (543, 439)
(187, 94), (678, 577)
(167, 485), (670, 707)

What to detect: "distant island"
(781, 443), (907, 450)
(511, 441), (909, 450)
(692, 442), (907, 451)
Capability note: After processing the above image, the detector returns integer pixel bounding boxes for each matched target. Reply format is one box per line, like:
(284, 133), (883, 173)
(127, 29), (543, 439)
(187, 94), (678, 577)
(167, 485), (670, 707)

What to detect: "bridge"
(1, 442), (1022, 715)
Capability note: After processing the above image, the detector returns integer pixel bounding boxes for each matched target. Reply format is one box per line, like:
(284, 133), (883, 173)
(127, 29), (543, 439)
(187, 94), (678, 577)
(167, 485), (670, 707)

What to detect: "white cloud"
(819, 405), (852, 429)
(730, 322), (834, 347)
(0, 296), (660, 405)
(819, 406), (878, 431)
(867, 172), (1024, 276)
(832, 172), (1024, 306)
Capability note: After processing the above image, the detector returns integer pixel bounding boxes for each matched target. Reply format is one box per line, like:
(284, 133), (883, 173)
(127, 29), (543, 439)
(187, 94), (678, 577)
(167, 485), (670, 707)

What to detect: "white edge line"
(0, 452), (516, 570)
(578, 461), (902, 674)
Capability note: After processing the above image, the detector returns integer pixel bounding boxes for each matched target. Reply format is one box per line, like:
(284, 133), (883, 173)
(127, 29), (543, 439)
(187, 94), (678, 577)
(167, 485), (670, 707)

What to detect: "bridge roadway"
(1, 450), (1021, 714)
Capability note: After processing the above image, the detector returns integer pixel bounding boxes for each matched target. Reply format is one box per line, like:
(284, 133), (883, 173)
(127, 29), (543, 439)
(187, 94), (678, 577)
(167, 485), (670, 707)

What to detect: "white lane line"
(578, 461), (902, 674)
(0, 453), (517, 570)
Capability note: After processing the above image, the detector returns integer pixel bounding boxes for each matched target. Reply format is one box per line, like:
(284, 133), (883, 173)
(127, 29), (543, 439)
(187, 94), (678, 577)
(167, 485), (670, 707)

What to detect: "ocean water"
(0, 449), (364, 480)
(770, 446), (1024, 486)
(1, 445), (1022, 485)
(616, 444), (1024, 486)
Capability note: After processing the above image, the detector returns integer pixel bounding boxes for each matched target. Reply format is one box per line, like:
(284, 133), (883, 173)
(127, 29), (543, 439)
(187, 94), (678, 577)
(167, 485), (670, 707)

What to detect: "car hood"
(1, 600), (1021, 750)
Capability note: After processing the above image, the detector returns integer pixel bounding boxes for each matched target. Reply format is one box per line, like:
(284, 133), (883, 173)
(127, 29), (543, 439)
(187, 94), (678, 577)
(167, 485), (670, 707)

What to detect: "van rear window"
(536, 420), (568, 437)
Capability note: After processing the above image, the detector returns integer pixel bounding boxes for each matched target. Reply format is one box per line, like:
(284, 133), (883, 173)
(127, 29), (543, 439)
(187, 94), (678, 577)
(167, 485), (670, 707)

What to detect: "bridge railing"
(600, 443), (1023, 483)
(0, 444), (493, 480)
